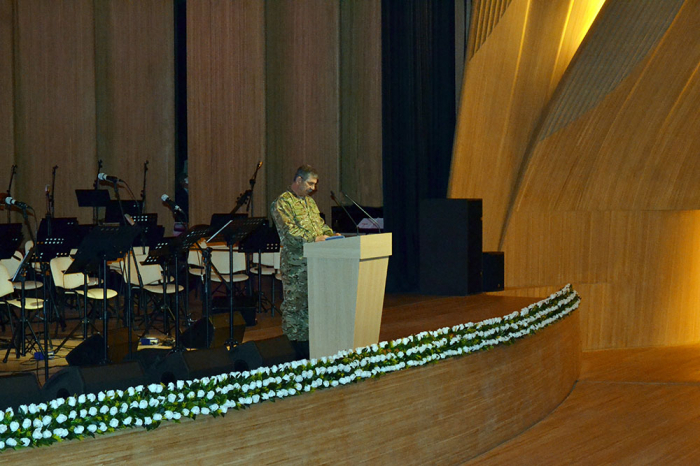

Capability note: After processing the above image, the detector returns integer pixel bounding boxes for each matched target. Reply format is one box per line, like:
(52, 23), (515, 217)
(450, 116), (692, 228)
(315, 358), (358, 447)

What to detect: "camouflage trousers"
(279, 255), (309, 341)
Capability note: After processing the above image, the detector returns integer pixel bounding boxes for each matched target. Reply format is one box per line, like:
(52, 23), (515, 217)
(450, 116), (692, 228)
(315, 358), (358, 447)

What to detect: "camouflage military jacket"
(271, 190), (334, 261)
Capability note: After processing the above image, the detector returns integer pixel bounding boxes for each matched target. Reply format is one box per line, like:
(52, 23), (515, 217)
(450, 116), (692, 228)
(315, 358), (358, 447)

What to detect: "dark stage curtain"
(382, 0), (456, 293)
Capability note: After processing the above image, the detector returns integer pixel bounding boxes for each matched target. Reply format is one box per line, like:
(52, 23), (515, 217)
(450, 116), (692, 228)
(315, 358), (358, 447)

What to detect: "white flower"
(99, 422), (108, 432)
(80, 409), (88, 418)
(87, 393), (96, 402)
(6, 438), (17, 447)
(42, 430), (51, 439)
(87, 424), (98, 433)
(173, 412), (182, 420)
(56, 413), (68, 424)
(144, 417), (152, 426)
(21, 438), (31, 447)
(168, 394), (177, 403)
(98, 392), (105, 402)
(109, 406), (118, 416)
(123, 417), (132, 426)
(0, 425), (6, 434)
(191, 406), (200, 415)
(74, 425), (85, 435)
(89, 407), (98, 416)
(139, 400), (148, 409)
(109, 419), (119, 428)
(32, 429), (42, 440)
(0, 441), (4, 450)
(32, 418), (42, 429)
(28, 404), (37, 415)
(134, 418), (143, 427)
(153, 414), (163, 421)
(201, 408), (210, 416)
(22, 418), (31, 429)
(69, 410), (77, 420)
(99, 405), (109, 415)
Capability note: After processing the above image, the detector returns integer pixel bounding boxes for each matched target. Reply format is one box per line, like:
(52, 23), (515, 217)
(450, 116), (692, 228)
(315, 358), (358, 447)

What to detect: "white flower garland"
(0, 285), (580, 452)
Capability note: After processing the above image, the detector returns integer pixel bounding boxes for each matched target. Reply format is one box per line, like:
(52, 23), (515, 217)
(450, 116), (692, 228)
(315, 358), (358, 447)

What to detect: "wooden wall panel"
(187, 0), (266, 225)
(13, 0), (96, 224)
(449, 0), (604, 250)
(265, 0), (339, 221)
(0, 0), (15, 221)
(6, 311), (580, 464)
(339, 0), (382, 207)
(95, 0), (175, 231)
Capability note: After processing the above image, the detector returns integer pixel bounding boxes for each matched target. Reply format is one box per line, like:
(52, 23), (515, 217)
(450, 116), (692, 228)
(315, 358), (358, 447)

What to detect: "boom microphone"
(97, 173), (122, 184)
(5, 196), (30, 210)
(330, 190), (359, 235)
(161, 194), (184, 213)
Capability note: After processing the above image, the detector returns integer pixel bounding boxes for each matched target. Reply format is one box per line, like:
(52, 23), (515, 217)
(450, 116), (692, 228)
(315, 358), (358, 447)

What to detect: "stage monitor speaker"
(180, 312), (246, 349)
(419, 199), (483, 295)
(230, 335), (299, 372)
(150, 347), (236, 385)
(0, 372), (43, 410)
(42, 362), (147, 400)
(483, 251), (504, 292)
(66, 334), (104, 367)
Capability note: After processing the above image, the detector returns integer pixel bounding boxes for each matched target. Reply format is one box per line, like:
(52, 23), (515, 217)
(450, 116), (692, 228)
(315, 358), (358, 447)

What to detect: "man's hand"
(315, 235), (329, 242)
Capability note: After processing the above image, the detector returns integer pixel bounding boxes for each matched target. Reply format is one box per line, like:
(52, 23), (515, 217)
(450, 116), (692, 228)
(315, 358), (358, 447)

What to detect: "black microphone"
(5, 196), (30, 210)
(340, 191), (382, 232)
(97, 172), (122, 184)
(331, 190), (359, 235)
(161, 194), (184, 213)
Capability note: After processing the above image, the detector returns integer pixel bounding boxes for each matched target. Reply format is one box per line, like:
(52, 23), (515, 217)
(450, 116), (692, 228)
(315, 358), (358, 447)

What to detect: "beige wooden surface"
(450, 0), (700, 350)
(4, 304), (579, 464)
(305, 234), (391, 358)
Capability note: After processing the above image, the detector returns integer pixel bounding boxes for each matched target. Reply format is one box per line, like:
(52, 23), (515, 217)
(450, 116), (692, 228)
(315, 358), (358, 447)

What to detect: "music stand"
(238, 220), (281, 316)
(207, 217), (267, 343)
(67, 225), (140, 364)
(104, 200), (144, 224)
(76, 189), (110, 226)
(0, 223), (23, 260)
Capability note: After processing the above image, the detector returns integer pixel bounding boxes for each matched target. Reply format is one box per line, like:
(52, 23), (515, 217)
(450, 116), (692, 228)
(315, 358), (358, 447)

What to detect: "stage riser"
(4, 310), (580, 463)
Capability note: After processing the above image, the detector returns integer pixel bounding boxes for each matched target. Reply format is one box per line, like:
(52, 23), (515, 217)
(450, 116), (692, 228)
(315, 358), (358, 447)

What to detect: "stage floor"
(0, 288), (541, 385)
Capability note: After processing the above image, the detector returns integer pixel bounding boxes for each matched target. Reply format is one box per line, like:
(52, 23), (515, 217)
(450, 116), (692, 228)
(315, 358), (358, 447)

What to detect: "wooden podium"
(303, 233), (392, 359)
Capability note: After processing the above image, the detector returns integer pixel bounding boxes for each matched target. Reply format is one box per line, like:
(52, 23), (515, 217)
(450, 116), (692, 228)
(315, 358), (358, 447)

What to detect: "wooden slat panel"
(0, 0), (14, 195)
(4, 309), (580, 464)
(187, 0), (266, 225)
(265, 0), (340, 221)
(503, 210), (700, 350)
(13, 0), (96, 224)
(339, 0), (382, 207)
(95, 0), (175, 231)
(450, 0), (601, 250)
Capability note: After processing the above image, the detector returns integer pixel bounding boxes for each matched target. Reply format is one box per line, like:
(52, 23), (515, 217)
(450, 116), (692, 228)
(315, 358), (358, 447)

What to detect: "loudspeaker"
(482, 251), (504, 292)
(180, 312), (246, 349)
(108, 327), (139, 363)
(149, 347), (236, 385)
(419, 199), (483, 295)
(230, 335), (299, 372)
(0, 372), (43, 410)
(66, 334), (105, 366)
(42, 362), (147, 400)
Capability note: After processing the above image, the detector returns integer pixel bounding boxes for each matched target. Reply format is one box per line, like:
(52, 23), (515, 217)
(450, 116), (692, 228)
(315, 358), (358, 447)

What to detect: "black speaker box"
(419, 199), (483, 295)
(230, 335), (299, 372)
(180, 312), (246, 349)
(0, 372), (43, 410)
(42, 361), (148, 400)
(66, 334), (105, 367)
(483, 251), (505, 292)
(149, 347), (237, 385)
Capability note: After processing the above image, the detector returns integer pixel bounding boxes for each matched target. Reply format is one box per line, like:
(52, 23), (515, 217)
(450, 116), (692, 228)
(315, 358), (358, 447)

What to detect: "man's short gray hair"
(294, 165), (319, 182)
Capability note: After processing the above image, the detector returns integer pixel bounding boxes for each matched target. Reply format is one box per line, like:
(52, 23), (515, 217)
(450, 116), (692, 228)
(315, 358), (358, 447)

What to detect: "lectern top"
(303, 232), (392, 260)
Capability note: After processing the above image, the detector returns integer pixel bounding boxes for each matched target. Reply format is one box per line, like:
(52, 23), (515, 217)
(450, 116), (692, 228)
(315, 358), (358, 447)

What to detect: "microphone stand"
(248, 161), (263, 217)
(331, 190), (359, 235)
(46, 165), (57, 236)
(341, 191), (382, 232)
(140, 161), (148, 215)
(92, 159), (103, 225)
(6, 164), (17, 223)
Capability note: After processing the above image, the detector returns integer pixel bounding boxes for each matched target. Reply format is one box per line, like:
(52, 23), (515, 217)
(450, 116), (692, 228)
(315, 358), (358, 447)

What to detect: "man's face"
(295, 176), (318, 197)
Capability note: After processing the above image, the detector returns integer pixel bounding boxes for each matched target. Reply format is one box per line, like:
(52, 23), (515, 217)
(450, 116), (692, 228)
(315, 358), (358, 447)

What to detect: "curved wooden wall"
(4, 312), (580, 464)
(0, 0), (14, 214)
(449, 0), (605, 251)
(451, 0), (700, 349)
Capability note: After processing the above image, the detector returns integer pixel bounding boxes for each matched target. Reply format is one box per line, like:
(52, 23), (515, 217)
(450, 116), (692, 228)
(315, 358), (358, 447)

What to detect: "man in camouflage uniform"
(271, 165), (338, 357)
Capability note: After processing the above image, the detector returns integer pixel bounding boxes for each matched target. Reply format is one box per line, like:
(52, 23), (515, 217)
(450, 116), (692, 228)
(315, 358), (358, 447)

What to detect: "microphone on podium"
(97, 173), (123, 184)
(161, 194), (184, 213)
(340, 191), (382, 232)
(331, 190), (359, 235)
(5, 196), (31, 210)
